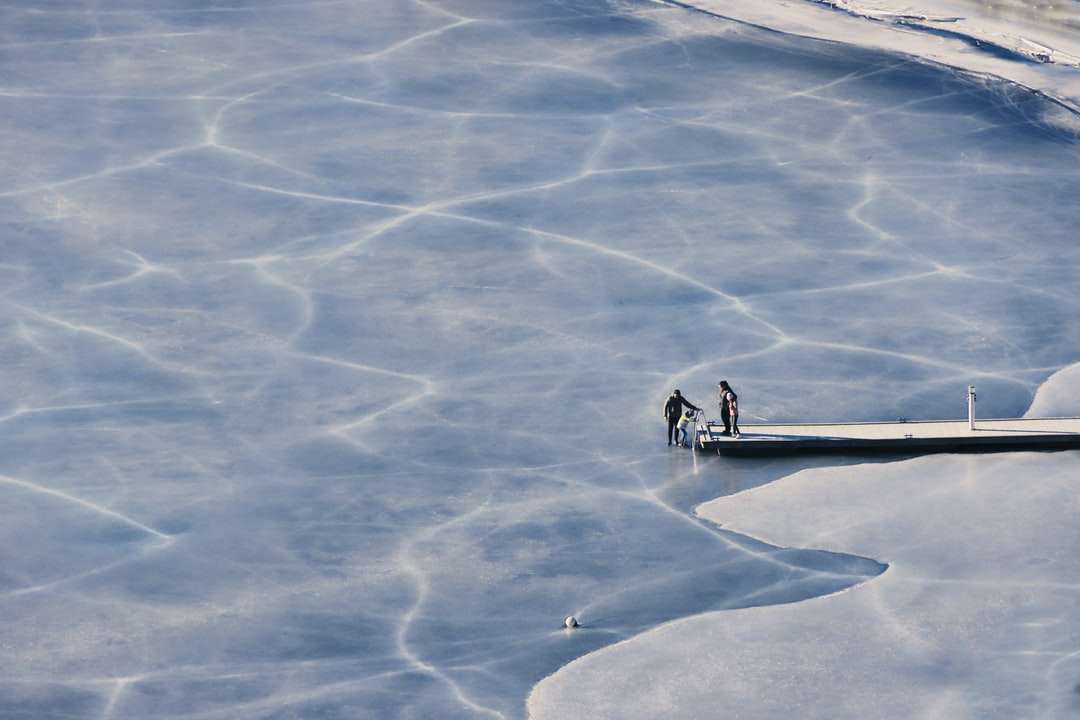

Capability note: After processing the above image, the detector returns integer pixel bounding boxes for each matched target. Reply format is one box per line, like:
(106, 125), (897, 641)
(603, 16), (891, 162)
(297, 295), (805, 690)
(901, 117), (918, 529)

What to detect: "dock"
(696, 417), (1080, 455)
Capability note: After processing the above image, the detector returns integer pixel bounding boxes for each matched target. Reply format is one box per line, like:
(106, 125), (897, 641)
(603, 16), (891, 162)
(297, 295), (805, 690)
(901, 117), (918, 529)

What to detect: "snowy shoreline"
(651, 0), (1080, 125)
(531, 454), (1080, 719)
(529, 364), (1080, 719)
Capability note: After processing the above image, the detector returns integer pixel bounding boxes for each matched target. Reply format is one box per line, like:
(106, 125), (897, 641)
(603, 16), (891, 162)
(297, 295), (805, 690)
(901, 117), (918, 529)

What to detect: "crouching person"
(677, 407), (698, 448)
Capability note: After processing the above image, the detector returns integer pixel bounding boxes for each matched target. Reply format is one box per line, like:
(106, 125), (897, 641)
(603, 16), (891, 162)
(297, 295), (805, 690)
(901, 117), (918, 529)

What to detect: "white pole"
(968, 385), (976, 430)
(691, 413), (699, 473)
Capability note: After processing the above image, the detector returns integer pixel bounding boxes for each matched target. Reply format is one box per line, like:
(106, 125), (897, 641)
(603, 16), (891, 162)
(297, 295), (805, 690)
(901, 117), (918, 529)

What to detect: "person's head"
(673, 389), (681, 397)
(718, 380), (730, 391)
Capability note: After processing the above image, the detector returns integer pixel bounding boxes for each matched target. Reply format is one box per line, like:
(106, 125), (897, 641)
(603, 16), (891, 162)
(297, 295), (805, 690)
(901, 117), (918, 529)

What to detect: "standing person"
(663, 389), (700, 446)
(718, 380), (740, 438)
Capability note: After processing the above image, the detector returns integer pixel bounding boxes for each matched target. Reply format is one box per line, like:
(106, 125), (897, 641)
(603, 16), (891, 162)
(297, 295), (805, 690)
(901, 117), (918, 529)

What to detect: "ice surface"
(1, 0), (1079, 718)
(532, 447), (1080, 719)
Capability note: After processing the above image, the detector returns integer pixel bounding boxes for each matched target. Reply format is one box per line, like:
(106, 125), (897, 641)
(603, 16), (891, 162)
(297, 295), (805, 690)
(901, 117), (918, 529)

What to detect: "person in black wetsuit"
(663, 389), (700, 446)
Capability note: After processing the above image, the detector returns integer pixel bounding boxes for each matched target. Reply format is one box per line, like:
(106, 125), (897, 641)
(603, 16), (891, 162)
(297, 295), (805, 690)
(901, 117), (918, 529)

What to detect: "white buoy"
(564, 615), (579, 629)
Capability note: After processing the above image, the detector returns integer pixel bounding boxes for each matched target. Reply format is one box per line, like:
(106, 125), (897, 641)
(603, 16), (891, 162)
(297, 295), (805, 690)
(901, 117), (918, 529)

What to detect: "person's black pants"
(722, 411), (740, 435)
(667, 417), (679, 444)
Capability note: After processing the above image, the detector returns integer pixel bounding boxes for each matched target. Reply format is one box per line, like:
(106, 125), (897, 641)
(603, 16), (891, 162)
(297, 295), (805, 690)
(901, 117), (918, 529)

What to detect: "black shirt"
(664, 395), (700, 420)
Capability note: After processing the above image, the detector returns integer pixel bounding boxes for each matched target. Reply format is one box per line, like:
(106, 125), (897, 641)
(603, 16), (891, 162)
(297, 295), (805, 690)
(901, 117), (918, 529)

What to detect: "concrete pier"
(697, 417), (1080, 455)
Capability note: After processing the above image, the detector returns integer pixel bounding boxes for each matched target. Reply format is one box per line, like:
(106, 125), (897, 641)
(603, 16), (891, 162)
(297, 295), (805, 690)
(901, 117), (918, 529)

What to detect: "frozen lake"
(1, 1), (1078, 718)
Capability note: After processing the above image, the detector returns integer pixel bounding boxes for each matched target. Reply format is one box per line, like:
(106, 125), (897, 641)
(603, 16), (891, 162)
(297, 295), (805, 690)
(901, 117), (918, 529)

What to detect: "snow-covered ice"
(670, 0), (1080, 113)
(1, 0), (1078, 718)
(532, 420), (1080, 718)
